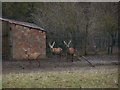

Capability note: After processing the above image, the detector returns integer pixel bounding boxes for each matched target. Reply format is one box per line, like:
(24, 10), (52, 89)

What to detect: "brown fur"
(67, 48), (75, 55)
(51, 48), (62, 54)
(49, 42), (62, 55)
(23, 48), (41, 67)
(63, 40), (75, 62)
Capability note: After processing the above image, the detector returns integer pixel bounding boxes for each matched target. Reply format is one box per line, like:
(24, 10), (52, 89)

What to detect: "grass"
(0, 75), (2, 89)
(0, 80), (1, 89)
(2, 67), (118, 88)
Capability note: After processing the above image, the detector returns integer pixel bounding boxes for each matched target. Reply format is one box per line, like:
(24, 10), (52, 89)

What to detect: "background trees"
(2, 2), (118, 56)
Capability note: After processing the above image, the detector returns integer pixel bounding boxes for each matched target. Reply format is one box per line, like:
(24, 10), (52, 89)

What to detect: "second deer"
(63, 40), (75, 62)
(49, 41), (62, 59)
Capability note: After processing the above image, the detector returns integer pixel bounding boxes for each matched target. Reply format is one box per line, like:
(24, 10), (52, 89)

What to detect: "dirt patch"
(2, 55), (118, 74)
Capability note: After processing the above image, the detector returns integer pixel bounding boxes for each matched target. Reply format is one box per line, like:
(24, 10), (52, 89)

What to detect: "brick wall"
(11, 24), (46, 60)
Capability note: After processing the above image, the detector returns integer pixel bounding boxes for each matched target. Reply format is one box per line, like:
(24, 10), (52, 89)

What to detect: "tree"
(2, 2), (35, 22)
(2, 2), (118, 55)
(96, 13), (118, 54)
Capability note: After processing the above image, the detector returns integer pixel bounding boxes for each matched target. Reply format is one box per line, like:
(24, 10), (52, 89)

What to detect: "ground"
(2, 55), (118, 88)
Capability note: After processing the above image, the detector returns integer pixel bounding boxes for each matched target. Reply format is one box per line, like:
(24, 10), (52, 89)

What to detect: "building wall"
(2, 20), (46, 60)
(10, 23), (46, 60)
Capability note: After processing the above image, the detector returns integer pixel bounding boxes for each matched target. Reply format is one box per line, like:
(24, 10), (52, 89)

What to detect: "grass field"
(0, 77), (1, 89)
(2, 65), (118, 88)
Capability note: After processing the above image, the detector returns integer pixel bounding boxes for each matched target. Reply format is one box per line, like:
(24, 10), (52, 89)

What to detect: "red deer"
(63, 40), (75, 62)
(49, 42), (62, 59)
(23, 48), (41, 67)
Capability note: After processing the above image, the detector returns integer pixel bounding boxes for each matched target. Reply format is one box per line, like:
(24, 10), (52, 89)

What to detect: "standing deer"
(49, 42), (62, 59)
(63, 40), (75, 62)
(23, 48), (41, 67)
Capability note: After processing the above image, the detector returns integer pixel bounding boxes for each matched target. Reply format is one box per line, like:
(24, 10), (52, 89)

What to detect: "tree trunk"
(84, 23), (88, 55)
(110, 33), (116, 54)
(108, 46), (110, 55)
(107, 35), (111, 55)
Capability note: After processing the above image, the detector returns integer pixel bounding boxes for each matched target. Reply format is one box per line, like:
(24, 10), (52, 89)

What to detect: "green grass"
(2, 67), (118, 88)
(0, 81), (1, 89)
(0, 75), (2, 89)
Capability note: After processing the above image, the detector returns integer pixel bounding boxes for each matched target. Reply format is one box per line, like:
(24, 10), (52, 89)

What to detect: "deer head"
(49, 41), (62, 55)
(63, 40), (75, 55)
(63, 40), (72, 48)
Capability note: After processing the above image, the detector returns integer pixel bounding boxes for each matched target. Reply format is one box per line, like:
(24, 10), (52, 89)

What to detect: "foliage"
(2, 2), (118, 55)
(2, 2), (34, 22)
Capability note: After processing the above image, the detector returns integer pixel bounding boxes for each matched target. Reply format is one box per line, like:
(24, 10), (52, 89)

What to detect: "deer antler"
(49, 42), (55, 48)
(63, 40), (71, 47)
(63, 41), (68, 46)
(49, 42), (52, 48)
(52, 42), (55, 48)
(68, 40), (71, 47)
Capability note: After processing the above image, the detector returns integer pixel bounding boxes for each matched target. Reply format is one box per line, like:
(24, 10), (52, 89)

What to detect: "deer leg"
(67, 54), (69, 62)
(27, 55), (32, 67)
(52, 53), (55, 59)
(35, 59), (40, 67)
(59, 53), (62, 60)
(55, 54), (57, 59)
(56, 54), (59, 60)
(66, 53), (68, 61)
(36, 54), (41, 67)
(27, 56), (30, 66)
(71, 54), (73, 62)
(29, 59), (32, 66)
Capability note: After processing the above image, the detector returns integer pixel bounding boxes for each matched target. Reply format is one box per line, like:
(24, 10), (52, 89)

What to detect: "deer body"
(49, 42), (62, 59)
(23, 48), (41, 67)
(51, 48), (62, 55)
(67, 48), (75, 55)
(64, 40), (75, 62)
(29, 52), (40, 59)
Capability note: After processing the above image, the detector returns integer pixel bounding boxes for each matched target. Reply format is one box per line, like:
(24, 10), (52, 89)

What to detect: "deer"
(49, 42), (62, 59)
(63, 40), (75, 62)
(23, 48), (41, 67)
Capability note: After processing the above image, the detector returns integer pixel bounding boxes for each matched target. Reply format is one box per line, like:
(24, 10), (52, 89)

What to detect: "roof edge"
(0, 17), (46, 32)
